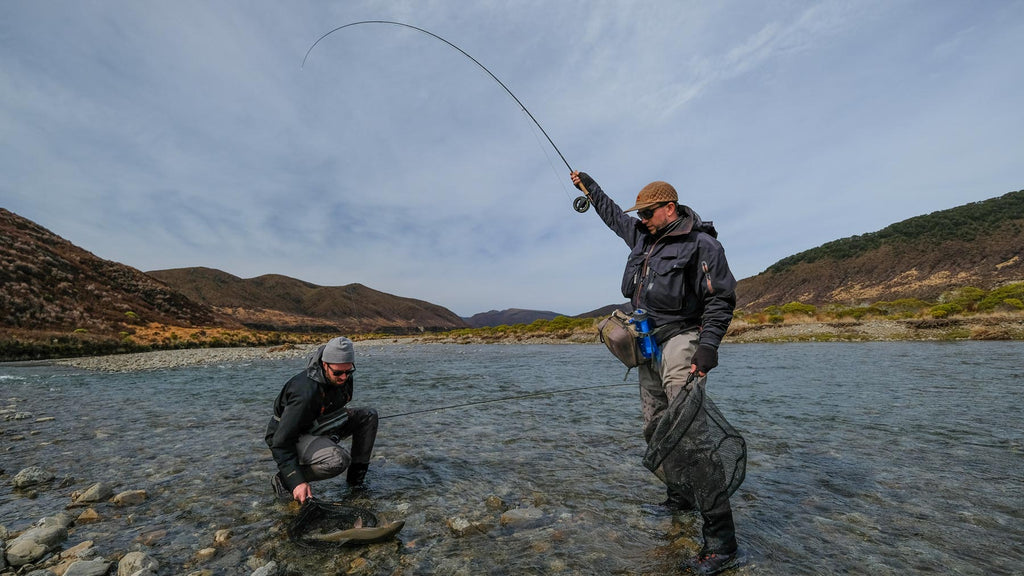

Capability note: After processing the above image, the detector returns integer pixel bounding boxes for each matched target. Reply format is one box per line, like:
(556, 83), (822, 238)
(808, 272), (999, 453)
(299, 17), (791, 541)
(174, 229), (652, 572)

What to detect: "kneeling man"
(266, 336), (378, 502)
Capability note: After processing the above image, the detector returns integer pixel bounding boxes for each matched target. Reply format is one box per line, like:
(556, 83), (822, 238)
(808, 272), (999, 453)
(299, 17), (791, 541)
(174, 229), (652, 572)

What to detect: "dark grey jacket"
(583, 178), (737, 349)
(265, 344), (352, 491)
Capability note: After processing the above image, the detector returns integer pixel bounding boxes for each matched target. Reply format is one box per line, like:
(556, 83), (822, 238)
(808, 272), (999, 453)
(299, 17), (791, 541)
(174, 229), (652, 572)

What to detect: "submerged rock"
(445, 516), (495, 537)
(214, 529), (232, 546)
(12, 466), (54, 488)
(499, 507), (545, 527)
(249, 560), (279, 576)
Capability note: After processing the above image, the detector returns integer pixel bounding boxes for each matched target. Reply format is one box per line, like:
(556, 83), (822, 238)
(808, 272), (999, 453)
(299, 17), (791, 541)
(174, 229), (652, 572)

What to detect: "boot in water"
(346, 462), (369, 486)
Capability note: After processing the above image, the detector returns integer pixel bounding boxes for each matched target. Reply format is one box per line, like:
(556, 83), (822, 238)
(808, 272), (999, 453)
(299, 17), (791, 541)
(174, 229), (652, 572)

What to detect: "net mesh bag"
(287, 499), (380, 548)
(641, 382), (746, 512)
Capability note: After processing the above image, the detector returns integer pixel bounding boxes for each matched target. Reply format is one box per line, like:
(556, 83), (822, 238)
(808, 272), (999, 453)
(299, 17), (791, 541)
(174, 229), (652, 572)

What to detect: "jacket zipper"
(702, 260), (714, 294)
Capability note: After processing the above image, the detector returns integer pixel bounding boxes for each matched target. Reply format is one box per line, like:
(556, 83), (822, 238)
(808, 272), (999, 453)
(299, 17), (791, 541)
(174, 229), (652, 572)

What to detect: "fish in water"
(305, 517), (406, 546)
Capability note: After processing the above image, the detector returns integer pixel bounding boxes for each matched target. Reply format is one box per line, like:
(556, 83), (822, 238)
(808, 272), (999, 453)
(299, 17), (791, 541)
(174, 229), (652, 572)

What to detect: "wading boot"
(271, 473), (290, 501)
(346, 462), (369, 486)
(686, 499), (739, 574)
(683, 548), (740, 575)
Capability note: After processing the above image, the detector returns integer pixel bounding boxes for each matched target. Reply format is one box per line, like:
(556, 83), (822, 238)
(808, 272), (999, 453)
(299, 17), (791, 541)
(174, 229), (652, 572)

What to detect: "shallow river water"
(1, 341), (1022, 575)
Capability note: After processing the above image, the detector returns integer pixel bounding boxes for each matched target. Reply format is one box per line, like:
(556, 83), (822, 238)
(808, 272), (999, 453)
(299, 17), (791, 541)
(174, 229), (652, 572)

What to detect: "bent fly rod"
(302, 20), (593, 213)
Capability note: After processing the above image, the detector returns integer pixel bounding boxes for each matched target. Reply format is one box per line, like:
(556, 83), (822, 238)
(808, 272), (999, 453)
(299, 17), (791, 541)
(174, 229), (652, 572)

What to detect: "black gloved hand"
(576, 171), (596, 190)
(690, 344), (719, 374)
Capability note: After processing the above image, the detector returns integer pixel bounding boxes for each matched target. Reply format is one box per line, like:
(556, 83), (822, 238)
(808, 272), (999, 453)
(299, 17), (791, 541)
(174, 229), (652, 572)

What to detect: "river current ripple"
(1, 341), (1021, 575)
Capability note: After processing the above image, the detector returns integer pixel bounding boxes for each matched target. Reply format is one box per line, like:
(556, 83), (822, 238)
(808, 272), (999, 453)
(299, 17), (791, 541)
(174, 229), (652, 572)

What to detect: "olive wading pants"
(295, 407), (378, 482)
(639, 329), (738, 554)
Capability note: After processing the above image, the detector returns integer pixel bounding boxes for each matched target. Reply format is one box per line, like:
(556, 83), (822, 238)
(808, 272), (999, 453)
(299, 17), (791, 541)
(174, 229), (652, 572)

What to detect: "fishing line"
(302, 20), (592, 213)
(380, 381), (633, 420)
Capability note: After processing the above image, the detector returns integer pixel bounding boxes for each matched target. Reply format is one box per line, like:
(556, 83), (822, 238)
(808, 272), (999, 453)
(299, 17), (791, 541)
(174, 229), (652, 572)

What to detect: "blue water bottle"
(631, 308), (658, 361)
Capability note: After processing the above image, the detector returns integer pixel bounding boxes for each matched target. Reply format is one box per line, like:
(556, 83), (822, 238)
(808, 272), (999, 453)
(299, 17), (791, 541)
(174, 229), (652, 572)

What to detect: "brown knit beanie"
(625, 181), (678, 212)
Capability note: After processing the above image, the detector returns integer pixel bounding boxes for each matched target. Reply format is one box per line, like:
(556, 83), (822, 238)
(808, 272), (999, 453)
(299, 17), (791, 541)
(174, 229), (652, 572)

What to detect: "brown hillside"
(0, 208), (228, 334)
(147, 267), (469, 334)
(737, 190), (1024, 310)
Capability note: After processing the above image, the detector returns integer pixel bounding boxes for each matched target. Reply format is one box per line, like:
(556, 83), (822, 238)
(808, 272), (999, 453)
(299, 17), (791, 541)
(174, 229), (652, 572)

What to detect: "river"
(1, 341), (1021, 575)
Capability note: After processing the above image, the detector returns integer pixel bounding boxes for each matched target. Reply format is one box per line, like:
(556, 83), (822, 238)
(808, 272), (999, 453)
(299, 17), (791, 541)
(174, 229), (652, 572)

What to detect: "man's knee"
(351, 407), (379, 432)
(311, 444), (351, 478)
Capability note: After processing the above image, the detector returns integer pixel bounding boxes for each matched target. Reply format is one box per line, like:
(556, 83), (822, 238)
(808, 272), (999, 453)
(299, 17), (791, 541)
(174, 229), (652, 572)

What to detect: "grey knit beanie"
(321, 336), (355, 364)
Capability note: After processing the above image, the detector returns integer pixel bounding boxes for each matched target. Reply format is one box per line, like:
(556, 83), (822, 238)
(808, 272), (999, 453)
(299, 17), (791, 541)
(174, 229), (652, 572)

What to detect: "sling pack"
(597, 309), (643, 368)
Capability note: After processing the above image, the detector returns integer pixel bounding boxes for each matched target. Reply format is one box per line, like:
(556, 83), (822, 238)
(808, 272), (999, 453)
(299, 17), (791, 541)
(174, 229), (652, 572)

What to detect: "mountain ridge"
(736, 189), (1024, 310)
(3, 187), (1023, 359)
(146, 267), (469, 334)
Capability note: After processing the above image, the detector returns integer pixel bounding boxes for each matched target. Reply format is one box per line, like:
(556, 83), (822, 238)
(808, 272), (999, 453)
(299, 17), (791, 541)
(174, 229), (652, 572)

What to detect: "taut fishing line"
(302, 20), (592, 213)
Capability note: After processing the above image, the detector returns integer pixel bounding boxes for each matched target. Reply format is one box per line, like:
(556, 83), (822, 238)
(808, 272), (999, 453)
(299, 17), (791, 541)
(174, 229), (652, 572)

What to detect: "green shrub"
(930, 303), (963, 318)
(939, 287), (985, 312)
(997, 298), (1024, 311)
(977, 282), (1024, 312)
(874, 299), (932, 317)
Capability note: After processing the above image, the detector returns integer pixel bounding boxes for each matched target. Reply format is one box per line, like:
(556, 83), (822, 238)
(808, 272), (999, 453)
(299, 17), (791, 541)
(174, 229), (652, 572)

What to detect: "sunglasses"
(637, 203), (666, 220)
(325, 366), (355, 378)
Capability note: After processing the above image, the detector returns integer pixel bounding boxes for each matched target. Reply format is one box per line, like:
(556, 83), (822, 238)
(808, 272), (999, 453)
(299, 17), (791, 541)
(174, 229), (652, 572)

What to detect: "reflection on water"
(1, 342), (1022, 575)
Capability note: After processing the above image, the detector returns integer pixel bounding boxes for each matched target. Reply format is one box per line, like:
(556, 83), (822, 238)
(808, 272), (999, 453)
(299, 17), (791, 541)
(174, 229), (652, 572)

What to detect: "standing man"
(266, 336), (378, 503)
(572, 171), (740, 575)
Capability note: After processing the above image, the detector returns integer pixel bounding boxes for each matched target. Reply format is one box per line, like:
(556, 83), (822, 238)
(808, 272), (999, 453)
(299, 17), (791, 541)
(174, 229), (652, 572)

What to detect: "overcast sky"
(3, 1), (1022, 317)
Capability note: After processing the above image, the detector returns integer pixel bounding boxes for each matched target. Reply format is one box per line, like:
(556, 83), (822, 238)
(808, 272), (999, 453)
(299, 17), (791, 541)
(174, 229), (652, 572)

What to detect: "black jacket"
(265, 343), (352, 491)
(584, 178), (737, 349)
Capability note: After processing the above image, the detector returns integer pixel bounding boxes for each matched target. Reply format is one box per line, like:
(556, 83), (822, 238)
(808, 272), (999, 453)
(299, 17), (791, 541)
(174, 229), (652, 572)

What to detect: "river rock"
(63, 558), (112, 576)
(68, 482), (115, 507)
(0, 540), (6, 570)
(445, 517), (494, 537)
(194, 547), (217, 563)
(214, 529), (232, 545)
(117, 550), (158, 576)
(40, 511), (75, 530)
(112, 489), (147, 506)
(249, 560), (279, 576)
(499, 507), (545, 527)
(76, 508), (101, 524)
(134, 529), (167, 546)
(5, 523), (68, 566)
(50, 540), (96, 574)
(12, 466), (55, 488)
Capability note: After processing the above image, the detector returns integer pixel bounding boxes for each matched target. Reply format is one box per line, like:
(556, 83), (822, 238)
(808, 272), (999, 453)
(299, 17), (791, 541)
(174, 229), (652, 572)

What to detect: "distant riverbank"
(41, 315), (1024, 372)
